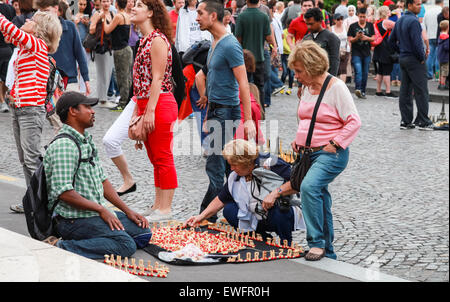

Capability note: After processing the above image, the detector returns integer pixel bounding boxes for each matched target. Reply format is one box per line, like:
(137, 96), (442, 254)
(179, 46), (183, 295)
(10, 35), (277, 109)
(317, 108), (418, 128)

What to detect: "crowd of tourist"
(0, 0), (447, 261)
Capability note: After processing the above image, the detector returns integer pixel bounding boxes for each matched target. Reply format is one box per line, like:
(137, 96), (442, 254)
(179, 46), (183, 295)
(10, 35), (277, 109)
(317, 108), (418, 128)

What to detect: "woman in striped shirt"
(0, 11), (62, 212)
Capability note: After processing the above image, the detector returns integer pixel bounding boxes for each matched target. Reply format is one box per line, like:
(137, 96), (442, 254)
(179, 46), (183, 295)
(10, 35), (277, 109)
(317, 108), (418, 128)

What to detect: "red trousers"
(137, 93), (178, 189)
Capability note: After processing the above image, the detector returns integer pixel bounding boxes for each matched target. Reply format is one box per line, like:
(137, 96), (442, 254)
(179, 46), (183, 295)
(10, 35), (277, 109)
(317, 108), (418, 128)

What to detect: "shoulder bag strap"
(304, 74), (333, 148)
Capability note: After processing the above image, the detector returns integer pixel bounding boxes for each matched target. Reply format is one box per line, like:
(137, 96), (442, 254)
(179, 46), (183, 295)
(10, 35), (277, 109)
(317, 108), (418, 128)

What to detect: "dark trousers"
(223, 202), (295, 245)
(399, 56), (432, 126)
(252, 61), (265, 108)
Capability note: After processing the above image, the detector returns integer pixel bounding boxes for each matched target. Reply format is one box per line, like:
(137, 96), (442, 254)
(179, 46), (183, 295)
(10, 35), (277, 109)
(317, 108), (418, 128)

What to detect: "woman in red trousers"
(131, 0), (177, 222)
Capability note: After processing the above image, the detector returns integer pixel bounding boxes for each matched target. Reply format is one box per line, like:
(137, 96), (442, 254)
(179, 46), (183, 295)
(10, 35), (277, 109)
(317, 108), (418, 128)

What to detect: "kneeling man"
(44, 91), (151, 259)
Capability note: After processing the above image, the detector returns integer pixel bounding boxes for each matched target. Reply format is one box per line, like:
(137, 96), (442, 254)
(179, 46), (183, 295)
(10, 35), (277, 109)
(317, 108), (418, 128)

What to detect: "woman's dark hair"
(142, 0), (174, 43)
(184, 0), (198, 11)
(18, 0), (35, 14)
(117, 0), (128, 10)
(58, 0), (69, 20)
(83, 0), (93, 17)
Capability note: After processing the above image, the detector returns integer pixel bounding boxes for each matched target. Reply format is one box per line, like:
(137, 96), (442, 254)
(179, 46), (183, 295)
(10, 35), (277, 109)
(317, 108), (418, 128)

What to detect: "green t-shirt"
(235, 8), (271, 63)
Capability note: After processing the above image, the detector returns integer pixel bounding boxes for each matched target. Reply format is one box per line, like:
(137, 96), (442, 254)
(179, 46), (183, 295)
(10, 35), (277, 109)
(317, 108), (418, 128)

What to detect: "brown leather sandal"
(305, 249), (325, 261)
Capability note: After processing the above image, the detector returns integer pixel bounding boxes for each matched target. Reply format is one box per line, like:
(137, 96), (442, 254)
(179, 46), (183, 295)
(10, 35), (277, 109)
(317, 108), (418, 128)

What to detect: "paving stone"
(0, 63), (448, 282)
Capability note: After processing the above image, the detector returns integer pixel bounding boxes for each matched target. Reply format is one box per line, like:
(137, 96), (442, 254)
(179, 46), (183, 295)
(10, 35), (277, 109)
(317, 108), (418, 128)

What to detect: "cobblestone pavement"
(0, 63), (448, 281)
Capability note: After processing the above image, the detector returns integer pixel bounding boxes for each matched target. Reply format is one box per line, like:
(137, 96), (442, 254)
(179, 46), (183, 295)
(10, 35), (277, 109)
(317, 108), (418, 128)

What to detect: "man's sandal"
(305, 249), (325, 261)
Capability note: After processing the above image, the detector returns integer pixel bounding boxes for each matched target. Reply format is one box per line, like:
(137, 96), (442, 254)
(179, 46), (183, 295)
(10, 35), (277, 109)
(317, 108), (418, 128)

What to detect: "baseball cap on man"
(56, 91), (99, 118)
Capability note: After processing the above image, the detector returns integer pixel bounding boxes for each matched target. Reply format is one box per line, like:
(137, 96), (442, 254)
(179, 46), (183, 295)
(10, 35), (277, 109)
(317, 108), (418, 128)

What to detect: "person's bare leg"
(383, 75), (391, 93)
(111, 155), (135, 192)
(158, 188), (175, 214)
(0, 81), (6, 103)
(375, 74), (382, 93)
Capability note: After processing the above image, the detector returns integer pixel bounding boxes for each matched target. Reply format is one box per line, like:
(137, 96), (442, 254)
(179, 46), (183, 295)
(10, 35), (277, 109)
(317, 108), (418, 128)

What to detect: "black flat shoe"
(117, 183), (136, 196)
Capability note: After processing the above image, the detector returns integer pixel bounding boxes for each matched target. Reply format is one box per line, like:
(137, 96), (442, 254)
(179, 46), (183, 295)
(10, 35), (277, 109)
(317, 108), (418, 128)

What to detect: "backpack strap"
(47, 133), (92, 214)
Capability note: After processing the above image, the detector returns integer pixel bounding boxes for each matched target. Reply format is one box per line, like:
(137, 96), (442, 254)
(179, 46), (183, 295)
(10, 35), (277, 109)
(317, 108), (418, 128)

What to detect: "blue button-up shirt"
(388, 11), (426, 62)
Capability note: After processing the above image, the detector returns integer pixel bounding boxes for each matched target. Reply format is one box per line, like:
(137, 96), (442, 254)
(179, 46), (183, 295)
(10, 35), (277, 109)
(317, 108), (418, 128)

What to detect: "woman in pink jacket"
(263, 41), (361, 261)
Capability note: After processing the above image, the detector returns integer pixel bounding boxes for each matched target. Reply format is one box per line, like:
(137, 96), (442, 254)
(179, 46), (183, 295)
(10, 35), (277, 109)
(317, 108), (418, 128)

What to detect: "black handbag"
(290, 74), (332, 192)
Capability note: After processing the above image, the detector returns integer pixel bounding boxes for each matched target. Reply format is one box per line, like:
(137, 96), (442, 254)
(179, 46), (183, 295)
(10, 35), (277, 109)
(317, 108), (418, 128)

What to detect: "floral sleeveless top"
(133, 29), (173, 98)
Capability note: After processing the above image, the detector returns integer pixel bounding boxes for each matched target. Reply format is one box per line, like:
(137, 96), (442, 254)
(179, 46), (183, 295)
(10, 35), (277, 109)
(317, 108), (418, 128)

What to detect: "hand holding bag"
(128, 109), (148, 150)
(290, 74), (332, 192)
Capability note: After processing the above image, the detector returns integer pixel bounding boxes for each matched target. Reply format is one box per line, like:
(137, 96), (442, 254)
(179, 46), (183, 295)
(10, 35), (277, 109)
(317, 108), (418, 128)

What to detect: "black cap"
(56, 91), (99, 118)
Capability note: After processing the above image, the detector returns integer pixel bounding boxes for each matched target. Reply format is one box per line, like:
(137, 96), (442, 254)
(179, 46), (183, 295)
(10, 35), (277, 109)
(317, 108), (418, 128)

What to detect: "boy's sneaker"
(355, 89), (363, 99)
(417, 123), (435, 131)
(285, 88), (292, 95)
(375, 92), (385, 97)
(385, 92), (398, 99)
(400, 122), (415, 130)
(361, 92), (367, 99)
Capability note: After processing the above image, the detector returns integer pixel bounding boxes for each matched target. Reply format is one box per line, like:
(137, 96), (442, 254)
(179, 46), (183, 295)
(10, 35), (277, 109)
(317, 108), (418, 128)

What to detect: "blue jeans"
(352, 55), (371, 93)
(189, 86), (207, 146)
(108, 68), (120, 97)
(299, 148), (349, 260)
(271, 65), (284, 90)
(200, 105), (241, 222)
(223, 202), (296, 245)
(281, 54), (294, 88)
(391, 63), (402, 81)
(56, 211), (152, 259)
(263, 50), (272, 106)
(426, 39), (439, 79)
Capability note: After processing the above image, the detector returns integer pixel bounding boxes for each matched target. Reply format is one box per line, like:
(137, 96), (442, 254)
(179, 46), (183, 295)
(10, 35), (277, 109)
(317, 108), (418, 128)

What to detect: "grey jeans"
(11, 106), (46, 186)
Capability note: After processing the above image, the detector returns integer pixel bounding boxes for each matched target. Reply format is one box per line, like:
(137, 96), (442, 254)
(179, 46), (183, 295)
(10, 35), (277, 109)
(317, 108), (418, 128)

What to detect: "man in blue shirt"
(389, 0), (434, 130)
(196, 0), (256, 223)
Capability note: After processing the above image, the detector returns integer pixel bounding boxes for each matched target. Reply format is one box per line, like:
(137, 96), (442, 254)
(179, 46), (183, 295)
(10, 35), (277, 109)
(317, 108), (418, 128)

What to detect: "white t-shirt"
(188, 8), (202, 47)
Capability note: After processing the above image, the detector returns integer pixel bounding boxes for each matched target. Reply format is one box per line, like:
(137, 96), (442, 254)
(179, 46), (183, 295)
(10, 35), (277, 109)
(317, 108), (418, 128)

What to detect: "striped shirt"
(0, 14), (49, 108)
(43, 124), (114, 219)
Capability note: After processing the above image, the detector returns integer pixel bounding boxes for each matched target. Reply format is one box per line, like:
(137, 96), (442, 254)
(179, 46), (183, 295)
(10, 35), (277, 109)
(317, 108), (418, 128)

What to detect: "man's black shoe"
(400, 122), (415, 130)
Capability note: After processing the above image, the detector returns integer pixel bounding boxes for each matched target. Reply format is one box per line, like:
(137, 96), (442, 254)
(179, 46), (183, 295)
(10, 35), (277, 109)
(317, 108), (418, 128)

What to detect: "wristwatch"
(277, 187), (283, 197)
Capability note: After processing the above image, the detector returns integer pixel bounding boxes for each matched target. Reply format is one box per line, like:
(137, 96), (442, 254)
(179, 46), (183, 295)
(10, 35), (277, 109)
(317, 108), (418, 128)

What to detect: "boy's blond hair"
(440, 20), (449, 32)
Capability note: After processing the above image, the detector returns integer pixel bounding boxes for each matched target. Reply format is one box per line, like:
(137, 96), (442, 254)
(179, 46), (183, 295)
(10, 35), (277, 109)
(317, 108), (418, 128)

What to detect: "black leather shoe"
(117, 183), (136, 196)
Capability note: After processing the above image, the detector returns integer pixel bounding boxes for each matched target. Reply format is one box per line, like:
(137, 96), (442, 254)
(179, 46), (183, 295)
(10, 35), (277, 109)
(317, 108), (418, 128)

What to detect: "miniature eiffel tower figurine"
(437, 100), (448, 122)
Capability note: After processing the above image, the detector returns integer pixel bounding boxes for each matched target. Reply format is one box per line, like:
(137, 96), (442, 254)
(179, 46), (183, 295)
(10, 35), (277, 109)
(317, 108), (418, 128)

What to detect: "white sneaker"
(0, 102), (9, 113)
(141, 205), (156, 217)
(99, 100), (117, 109)
(145, 209), (173, 222)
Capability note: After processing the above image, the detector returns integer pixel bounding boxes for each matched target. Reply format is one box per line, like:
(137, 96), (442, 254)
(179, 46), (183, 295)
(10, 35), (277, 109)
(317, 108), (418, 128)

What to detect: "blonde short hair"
(440, 19), (449, 31)
(222, 139), (259, 167)
(376, 5), (390, 20)
(32, 11), (62, 54)
(288, 40), (329, 78)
